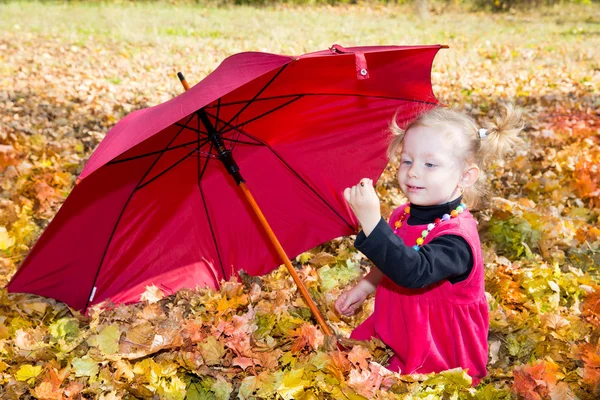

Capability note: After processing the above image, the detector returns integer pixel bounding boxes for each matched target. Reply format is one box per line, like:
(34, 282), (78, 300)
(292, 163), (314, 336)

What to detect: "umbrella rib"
(264, 145), (356, 232)
(136, 148), (197, 191)
(174, 123), (261, 147)
(108, 138), (209, 165)
(221, 64), (289, 131)
(197, 150), (227, 280)
(213, 95), (303, 137)
(84, 113), (195, 311)
(174, 122), (208, 135)
(195, 119), (226, 279)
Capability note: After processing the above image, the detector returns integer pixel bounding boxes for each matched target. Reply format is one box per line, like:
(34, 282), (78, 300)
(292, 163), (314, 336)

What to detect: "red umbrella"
(8, 44), (444, 329)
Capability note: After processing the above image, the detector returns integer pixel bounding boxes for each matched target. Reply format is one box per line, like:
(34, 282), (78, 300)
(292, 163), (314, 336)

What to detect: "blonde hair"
(387, 104), (526, 208)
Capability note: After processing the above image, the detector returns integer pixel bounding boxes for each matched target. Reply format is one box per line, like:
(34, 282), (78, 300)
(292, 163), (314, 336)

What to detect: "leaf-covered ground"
(1, 2), (600, 399)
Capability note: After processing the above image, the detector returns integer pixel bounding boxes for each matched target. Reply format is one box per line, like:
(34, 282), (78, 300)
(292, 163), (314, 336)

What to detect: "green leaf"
(72, 356), (99, 377)
(49, 317), (80, 341)
(310, 351), (330, 370)
(211, 376), (233, 400)
(96, 324), (120, 354)
(318, 259), (361, 292)
(186, 382), (215, 400)
(423, 367), (473, 389)
(254, 313), (277, 338)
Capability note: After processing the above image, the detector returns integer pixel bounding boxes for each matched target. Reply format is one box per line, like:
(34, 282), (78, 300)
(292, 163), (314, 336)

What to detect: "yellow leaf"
(90, 324), (120, 354)
(277, 368), (309, 400)
(15, 364), (43, 385)
(0, 226), (15, 250)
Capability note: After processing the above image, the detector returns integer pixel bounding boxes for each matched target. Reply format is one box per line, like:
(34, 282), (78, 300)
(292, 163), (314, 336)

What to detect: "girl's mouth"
(407, 185), (424, 191)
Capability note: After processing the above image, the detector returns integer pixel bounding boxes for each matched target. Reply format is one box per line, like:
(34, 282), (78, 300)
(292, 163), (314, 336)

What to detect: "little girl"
(335, 105), (525, 386)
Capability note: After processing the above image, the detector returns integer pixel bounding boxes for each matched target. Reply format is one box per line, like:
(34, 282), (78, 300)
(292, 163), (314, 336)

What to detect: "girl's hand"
(344, 178), (381, 236)
(335, 285), (370, 316)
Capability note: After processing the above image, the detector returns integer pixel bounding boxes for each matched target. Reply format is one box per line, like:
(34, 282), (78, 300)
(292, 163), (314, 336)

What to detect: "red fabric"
(351, 204), (489, 386)
(8, 45), (444, 312)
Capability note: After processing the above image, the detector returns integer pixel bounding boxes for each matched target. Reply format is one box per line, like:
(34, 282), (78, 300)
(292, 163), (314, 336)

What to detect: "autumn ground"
(1, 1), (600, 399)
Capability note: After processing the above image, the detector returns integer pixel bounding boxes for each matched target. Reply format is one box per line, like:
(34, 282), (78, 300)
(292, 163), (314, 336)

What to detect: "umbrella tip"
(177, 72), (185, 81)
(75, 178), (81, 186)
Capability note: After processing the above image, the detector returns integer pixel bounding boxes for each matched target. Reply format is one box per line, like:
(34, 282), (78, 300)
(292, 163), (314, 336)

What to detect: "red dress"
(351, 204), (489, 386)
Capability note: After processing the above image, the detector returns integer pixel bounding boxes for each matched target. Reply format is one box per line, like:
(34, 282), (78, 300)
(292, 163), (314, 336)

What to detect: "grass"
(1, 2), (598, 114)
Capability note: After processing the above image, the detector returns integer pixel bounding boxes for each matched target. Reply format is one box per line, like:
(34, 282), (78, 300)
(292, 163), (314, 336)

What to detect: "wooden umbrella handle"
(177, 72), (333, 337)
(238, 182), (333, 336)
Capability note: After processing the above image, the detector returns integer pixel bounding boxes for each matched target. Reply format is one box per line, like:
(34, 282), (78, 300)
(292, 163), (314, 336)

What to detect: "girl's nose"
(407, 165), (419, 178)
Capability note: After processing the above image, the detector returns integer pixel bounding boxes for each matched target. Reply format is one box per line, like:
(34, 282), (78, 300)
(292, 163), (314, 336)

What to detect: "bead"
(434, 218), (441, 224)
(451, 210), (458, 217)
(460, 203), (466, 210)
(404, 206), (410, 214)
(416, 237), (424, 245)
(395, 220), (402, 228)
(456, 206), (464, 213)
(442, 214), (451, 221)
(421, 230), (429, 237)
(427, 223), (435, 230)
(412, 245), (420, 251)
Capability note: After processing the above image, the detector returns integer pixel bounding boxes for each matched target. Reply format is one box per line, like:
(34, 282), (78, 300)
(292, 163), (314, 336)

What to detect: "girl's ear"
(459, 165), (479, 188)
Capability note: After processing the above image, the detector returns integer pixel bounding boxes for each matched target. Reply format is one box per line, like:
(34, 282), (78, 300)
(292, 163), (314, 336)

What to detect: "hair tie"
(478, 128), (488, 139)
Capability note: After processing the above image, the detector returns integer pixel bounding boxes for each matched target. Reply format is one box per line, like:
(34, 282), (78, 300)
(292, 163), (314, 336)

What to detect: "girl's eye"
(425, 163), (435, 168)
(402, 160), (412, 165)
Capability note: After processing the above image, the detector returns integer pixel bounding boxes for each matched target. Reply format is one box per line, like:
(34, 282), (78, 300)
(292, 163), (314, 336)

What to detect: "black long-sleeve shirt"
(354, 197), (473, 289)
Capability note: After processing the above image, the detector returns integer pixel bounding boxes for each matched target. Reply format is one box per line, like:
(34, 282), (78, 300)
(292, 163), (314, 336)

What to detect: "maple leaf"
(255, 348), (283, 370)
(582, 286), (600, 327)
(308, 251), (337, 267)
(112, 359), (135, 382)
(347, 345), (371, 371)
(232, 356), (257, 371)
(211, 375), (233, 400)
(140, 284), (165, 304)
(290, 323), (324, 353)
(239, 371), (283, 399)
(347, 368), (373, 397)
(318, 259), (362, 293)
(64, 381), (84, 398)
(34, 381), (63, 400)
(71, 356), (99, 377)
(549, 382), (576, 400)
(198, 336), (227, 366)
(576, 342), (600, 390)
(0, 226), (15, 250)
(89, 324), (121, 354)
(14, 328), (41, 351)
(277, 368), (310, 400)
(513, 361), (561, 400)
(48, 317), (80, 343)
(15, 364), (43, 385)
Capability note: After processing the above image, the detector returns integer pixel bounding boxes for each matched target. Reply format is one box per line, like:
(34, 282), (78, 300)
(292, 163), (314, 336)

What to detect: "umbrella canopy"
(8, 44), (444, 312)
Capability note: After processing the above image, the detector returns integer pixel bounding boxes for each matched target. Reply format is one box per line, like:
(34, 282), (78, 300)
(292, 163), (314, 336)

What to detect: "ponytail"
(477, 104), (526, 168)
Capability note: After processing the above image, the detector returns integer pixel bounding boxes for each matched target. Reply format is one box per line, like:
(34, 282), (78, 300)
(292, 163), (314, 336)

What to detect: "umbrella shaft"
(197, 109), (245, 184)
(239, 182), (333, 337)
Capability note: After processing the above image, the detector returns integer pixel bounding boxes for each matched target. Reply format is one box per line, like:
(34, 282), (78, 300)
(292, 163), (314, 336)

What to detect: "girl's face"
(397, 125), (465, 206)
